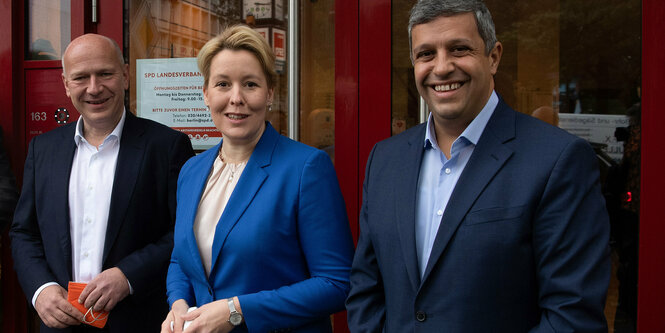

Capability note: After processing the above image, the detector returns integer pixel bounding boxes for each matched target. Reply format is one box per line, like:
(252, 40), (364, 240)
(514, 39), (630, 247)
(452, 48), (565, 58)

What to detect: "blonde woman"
(161, 25), (354, 333)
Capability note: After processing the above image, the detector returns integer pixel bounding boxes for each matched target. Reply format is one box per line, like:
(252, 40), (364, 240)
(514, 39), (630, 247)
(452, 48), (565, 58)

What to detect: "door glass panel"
(299, 0), (335, 161)
(26, 0), (71, 60)
(127, 0), (335, 160)
(127, 0), (288, 150)
(392, 1), (641, 331)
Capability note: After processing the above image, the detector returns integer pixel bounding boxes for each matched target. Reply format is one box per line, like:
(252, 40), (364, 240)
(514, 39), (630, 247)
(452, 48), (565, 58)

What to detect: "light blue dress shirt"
(415, 91), (499, 277)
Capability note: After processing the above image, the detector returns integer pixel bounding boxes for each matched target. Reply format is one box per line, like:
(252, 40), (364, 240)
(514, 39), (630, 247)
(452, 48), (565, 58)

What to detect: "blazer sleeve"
(166, 250), (196, 307)
(530, 138), (610, 333)
(237, 150), (355, 332)
(345, 144), (386, 332)
(113, 132), (194, 299)
(9, 138), (58, 302)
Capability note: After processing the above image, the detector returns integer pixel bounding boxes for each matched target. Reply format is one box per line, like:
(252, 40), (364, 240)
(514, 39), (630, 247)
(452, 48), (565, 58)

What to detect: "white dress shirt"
(32, 112), (126, 306)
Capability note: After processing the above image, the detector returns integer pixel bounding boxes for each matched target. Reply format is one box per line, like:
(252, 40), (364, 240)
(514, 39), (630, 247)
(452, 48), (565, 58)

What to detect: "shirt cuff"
(32, 282), (60, 308)
(127, 279), (134, 295)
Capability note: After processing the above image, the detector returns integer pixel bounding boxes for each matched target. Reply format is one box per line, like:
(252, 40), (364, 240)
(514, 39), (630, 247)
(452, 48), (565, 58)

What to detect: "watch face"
(229, 312), (243, 326)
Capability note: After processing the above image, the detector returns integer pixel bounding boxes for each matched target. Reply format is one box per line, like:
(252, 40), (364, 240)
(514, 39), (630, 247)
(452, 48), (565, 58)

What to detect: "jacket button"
(416, 311), (427, 322)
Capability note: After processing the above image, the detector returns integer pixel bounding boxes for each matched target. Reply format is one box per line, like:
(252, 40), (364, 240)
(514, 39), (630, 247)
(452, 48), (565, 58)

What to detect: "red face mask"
(67, 282), (109, 328)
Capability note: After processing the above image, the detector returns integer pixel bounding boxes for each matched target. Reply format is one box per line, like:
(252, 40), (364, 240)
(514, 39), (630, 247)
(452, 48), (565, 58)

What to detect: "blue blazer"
(10, 112), (195, 332)
(346, 99), (611, 332)
(167, 123), (354, 332)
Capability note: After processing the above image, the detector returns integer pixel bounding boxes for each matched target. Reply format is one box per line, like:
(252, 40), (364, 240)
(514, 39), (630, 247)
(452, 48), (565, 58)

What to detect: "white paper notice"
(558, 113), (629, 162)
(137, 58), (219, 150)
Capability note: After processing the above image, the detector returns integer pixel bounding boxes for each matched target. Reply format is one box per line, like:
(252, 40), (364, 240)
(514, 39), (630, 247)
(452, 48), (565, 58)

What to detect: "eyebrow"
(413, 38), (475, 50)
(210, 73), (264, 81)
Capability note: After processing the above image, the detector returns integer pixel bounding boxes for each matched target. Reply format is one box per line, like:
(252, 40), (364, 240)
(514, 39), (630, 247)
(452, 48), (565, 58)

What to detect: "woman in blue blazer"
(161, 26), (354, 333)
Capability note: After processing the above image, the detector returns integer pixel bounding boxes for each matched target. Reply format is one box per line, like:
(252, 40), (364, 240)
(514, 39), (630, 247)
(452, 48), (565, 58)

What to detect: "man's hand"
(161, 299), (189, 333)
(35, 285), (83, 328)
(79, 267), (130, 312)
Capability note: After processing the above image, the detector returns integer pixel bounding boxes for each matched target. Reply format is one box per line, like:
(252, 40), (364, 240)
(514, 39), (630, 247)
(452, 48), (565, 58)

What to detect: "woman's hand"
(180, 297), (242, 333)
(161, 299), (190, 333)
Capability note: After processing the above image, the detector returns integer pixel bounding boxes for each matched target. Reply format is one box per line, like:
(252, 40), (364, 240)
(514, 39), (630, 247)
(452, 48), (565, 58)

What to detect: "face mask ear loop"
(83, 306), (109, 324)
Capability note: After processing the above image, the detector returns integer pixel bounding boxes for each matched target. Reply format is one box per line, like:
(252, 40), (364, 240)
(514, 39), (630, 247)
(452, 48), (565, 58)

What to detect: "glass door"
(390, 0), (641, 331)
(125, 0), (336, 160)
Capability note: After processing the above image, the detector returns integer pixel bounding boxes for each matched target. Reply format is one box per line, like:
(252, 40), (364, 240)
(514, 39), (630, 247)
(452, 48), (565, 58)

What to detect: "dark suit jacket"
(167, 123), (354, 332)
(10, 112), (194, 333)
(346, 99), (610, 332)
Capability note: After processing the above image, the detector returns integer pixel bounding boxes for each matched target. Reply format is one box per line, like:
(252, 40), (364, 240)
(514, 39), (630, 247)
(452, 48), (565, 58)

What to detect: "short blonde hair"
(198, 25), (276, 89)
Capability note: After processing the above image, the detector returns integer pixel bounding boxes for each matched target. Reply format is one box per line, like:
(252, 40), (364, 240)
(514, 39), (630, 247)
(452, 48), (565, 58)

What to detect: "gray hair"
(408, 0), (498, 56)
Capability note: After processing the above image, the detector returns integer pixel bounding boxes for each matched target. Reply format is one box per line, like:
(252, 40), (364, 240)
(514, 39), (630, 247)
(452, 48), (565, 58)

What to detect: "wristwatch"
(227, 298), (243, 326)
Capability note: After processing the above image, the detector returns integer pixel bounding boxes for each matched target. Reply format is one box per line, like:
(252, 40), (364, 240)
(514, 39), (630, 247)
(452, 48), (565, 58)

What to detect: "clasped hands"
(35, 267), (129, 329)
(161, 298), (238, 333)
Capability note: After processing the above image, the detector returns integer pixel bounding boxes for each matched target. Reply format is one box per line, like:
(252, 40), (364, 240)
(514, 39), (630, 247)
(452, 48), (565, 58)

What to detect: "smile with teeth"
(226, 113), (249, 120)
(434, 82), (462, 92)
(87, 98), (110, 105)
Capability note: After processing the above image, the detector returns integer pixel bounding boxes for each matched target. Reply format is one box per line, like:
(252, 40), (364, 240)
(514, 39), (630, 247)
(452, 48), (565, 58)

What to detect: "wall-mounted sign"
(272, 28), (286, 73)
(243, 0), (283, 22)
(254, 27), (269, 41)
(243, 0), (272, 20)
(273, 28), (285, 62)
(136, 58), (219, 150)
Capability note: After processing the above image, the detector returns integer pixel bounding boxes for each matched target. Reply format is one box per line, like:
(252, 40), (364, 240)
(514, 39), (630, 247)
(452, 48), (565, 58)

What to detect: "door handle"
(92, 0), (98, 23)
(288, 0), (299, 141)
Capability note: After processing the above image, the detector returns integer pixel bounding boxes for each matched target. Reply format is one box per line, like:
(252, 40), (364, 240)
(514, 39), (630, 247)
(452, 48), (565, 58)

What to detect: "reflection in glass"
(299, 0), (335, 161)
(127, 0), (336, 161)
(26, 0), (71, 60)
(127, 0), (288, 139)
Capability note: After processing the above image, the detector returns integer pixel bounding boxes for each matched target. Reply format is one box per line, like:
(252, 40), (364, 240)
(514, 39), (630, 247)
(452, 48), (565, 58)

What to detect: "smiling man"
(346, 1), (610, 332)
(10, 34), (194, 332)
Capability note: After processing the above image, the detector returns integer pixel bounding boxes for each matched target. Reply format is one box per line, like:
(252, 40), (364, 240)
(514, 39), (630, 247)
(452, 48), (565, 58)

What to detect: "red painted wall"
(637, 0), (665, 331)
(1, 0), (28, 331)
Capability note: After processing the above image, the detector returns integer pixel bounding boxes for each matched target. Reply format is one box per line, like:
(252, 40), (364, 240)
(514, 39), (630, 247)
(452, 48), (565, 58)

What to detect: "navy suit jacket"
(167, 123), (354, 332)
(10, 112), (194, 332)
(346, 99), (610, 332)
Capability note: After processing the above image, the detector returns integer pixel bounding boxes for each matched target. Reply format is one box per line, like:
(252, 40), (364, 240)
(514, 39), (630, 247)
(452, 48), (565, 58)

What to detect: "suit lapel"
(103, 113), (145, 262)
(420, 102), (515, 284)
(208, 124), (276, 275)
(395, 124), (427, 291)
(53, 125), (77, 278)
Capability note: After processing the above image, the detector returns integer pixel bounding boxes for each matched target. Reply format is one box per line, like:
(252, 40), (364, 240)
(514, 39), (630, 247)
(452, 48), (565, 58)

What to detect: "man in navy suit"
(346, 1), (610, 332)
(10, 34), (194, 332)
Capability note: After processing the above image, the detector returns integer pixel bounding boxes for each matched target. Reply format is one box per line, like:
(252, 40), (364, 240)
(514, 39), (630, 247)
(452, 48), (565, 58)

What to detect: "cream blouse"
(193, 151), (247, 276)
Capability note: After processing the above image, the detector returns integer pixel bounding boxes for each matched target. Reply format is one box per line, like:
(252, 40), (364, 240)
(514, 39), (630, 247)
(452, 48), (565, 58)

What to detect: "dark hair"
(408, 0), (498, 56)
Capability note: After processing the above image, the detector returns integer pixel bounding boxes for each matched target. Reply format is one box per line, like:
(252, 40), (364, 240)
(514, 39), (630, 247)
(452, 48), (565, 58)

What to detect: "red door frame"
(334, 0), (390, 327)
(1, 0), (26, 329)
(2, 0), (664, 332)
(637, 0), (665, 331)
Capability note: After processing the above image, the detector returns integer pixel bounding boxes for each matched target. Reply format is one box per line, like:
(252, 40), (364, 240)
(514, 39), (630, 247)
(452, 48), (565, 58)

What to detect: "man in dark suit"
(346, 1), (610, 332)
(10, 34), (194, 332)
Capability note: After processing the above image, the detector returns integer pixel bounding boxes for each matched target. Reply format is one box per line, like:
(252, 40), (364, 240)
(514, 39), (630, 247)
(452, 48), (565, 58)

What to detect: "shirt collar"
(424, 90), (499, 149)
(74, 109), (126, 147)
